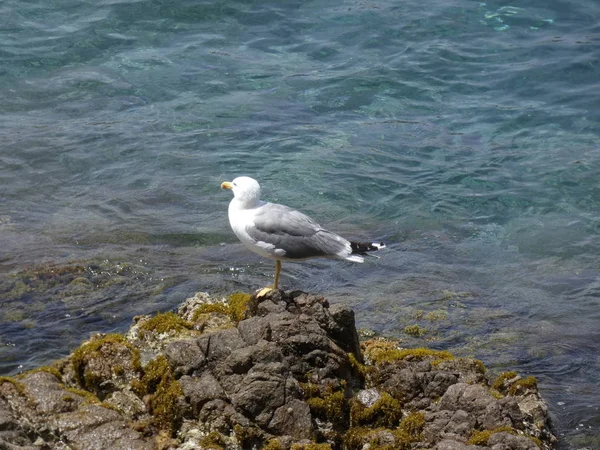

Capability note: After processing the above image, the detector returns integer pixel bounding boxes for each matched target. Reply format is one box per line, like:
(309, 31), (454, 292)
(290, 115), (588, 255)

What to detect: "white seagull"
(221, 176), (384, 292)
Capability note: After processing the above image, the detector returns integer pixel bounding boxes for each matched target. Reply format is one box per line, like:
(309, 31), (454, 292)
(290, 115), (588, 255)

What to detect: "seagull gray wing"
(246, 203), (350, 259)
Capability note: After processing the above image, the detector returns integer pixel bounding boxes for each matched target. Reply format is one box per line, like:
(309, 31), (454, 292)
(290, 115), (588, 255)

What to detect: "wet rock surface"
(0, 290), (556, 449)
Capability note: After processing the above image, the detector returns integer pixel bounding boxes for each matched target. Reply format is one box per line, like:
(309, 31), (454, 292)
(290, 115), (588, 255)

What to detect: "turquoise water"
(1, 0), (599, 446)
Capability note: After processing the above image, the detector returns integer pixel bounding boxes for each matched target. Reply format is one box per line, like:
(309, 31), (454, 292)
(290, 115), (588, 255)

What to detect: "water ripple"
(2, 0), (600, 446)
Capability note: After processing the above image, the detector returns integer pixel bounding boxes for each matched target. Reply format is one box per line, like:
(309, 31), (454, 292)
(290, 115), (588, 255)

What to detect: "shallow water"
(1, 0), (599, 447)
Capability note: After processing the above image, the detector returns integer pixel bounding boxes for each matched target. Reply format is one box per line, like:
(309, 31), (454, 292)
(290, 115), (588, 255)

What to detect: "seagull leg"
(274, 260), (281, 289)
(257, 260), (281, 297)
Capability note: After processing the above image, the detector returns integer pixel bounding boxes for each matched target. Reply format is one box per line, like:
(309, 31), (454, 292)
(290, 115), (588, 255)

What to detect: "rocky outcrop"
(0, 290), (556, 449)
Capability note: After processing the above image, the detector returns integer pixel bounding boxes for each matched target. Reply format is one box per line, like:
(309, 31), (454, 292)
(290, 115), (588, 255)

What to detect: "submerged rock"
(0, 290), (557, 449)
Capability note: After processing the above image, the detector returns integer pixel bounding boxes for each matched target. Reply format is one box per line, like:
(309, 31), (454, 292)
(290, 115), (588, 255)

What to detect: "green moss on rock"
(467, 426), (515, 445)
(398, 411), (425, 438)
(64, 386), (101, 405)
(228, 292), (256, 323)
(528, 434), (543, 447)
(137, 312), (192, 336)
(131, 355), (183, 435)
(188, 292), (255, 327)
(303, 382), (347, 428)
(69, 277), (91, 286)
(403, 324), (426, 337)
(362, 339), (454, 365)
(191, 303), (230, 321)
(71, 333), (141, 392)
(343, 398), (425, 450)
(491, 371), (537, 396)
(2, 309), (26, 322)
(490, 389), (504, 400)
(472, 359), (487, 374)
(263, 439), (285, 450)
(4, 281), (32, 300)
(233, 424), (262, 448)
(3, 264), (89, 302)
(348, 352), (373, 380)
(18, 365), (63, 382)
(308, 390), (346, 424)
(291, 444), (333, 450)
(350, 392), (403, 428)
(343, 426), (378, 450)
(198, 431), (228, 449)
(492, 371), (518, 392)
(343, 426), (413, 450)
(0, 376), (27, 397)
(425, 310), (448, 321)
(153, 382), (183, 434)
(509, 376), (538, 395)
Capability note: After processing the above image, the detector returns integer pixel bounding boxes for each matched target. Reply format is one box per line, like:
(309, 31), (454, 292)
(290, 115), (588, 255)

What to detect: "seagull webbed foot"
(256, 286), (276, 298)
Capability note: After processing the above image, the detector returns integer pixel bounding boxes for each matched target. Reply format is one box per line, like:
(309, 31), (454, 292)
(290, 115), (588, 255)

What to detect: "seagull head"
(221, 176), (261, 205)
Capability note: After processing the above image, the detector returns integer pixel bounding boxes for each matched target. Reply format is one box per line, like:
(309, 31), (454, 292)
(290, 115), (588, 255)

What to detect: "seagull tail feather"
(350, 241), (386, 254)
(345, 254), (364, 263)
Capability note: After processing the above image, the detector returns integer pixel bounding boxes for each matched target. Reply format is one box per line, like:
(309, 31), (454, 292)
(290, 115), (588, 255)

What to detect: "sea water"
(1, 0), (599, 447)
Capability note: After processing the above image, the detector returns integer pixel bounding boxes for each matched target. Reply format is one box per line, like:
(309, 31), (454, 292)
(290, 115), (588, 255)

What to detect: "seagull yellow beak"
(221, 181), (233, 190)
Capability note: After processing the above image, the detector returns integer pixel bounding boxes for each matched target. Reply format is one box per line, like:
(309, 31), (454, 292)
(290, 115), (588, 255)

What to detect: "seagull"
(221, 176), (384, 292)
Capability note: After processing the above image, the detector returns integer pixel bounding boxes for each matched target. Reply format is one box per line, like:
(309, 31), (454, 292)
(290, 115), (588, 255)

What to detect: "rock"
(488, 431), (539, 449)
(0, 290), (557, 450)
(67, 333), (142, 399)
(198, 327), (246, 363)
(356, 388), (381, 407)
(231, 365), (288, 427)
(177, 292), (217, 321)
(0, 371), (151, 449)
(103, 389), (147, 418)
(237, 316), (272, 345)
(268, 399), (313, 440)
(324, 302), (362, 358)
(180, 372), (226, 415)
(435, 440), (485, 450)
(164, 339), (206, 376)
